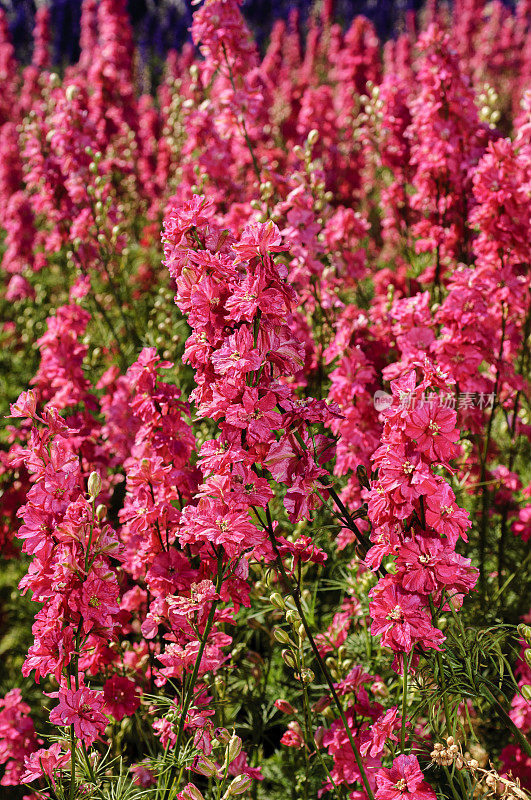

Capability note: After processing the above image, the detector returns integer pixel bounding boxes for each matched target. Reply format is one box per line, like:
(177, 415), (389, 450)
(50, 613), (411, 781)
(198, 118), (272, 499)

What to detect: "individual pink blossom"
(21, 742), (70, 785)
(369, 577), (445, 652)
(375, 754), (436, 800)
(103, 675), (140, 721)
(403, 404), (459, 462)
(49, 686), (107, 745)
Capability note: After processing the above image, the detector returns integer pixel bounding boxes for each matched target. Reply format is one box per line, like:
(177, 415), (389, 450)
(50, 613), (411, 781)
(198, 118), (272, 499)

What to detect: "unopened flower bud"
(282, 649), (296, 669)
(274, 699), (297, 715)
(193, 755), (221, 778)
(285, 610), (300, 625)
(181, 783), (205, 800)
(274, 629), (291, 645)
(314, 726), (326, 748)
(226, 774), (251, 796)
(517, 624), (531, 644)
(88, 472), (102, 499)
(300, 668), (314, 684)
(96, 504), (106, 521)
(521, 684), (531, 701)
(270, 593), (285, 610)
(524, 649), (531, 667)
(227, 733), (242, 763)
(307, 129), (319, 146)
(312, 695), (331, 713)
(215, 727), (231, 744)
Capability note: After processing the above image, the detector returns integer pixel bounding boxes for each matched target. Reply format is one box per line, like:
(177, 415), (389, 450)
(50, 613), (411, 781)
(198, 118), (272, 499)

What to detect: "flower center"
(394, 779), (407, 791)
(403, 461), (414, 475)
(428, 421), (440, 434)
(89, 596), (101, 608)
(387, 605), (403, 622)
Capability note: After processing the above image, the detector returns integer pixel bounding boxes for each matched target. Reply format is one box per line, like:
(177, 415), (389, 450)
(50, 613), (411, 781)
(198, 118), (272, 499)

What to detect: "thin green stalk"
(301, 680), (346, 800)
(165, 550), (225, 797)
(221, 44), (262, 184)
(401, 653), (409, 752)
(482, 685), (531, 758)
(264, 506), (375, 800)
(478, 303), (506, 598)
(69, 725), (76, 800)
(428, 599), (469, 800)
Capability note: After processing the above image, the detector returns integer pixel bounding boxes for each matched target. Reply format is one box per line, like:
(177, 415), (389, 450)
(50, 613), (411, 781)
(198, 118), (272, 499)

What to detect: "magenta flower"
(375, 754), (436, 800)
(49, 686), (107, 745)
(369, 576), (445, 652)
(21, 742), (70, 785)
(404, 404), (459, 463)
(103, 675), (140, 721)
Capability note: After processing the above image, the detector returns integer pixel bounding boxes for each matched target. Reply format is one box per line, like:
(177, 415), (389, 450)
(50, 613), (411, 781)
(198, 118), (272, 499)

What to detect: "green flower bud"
(227, 733), (242, 763)
(87, 472), (102, 499)
(517, 624), (531, 644)
(521, 685), (531, 702)
(270, 592), (286, 610)
(282, 649), (296, 669)
(181, 784), (205, 800)
(274, 629), (293, 646)
(300, 668), (314, 684)
(226, 774), (251, 796)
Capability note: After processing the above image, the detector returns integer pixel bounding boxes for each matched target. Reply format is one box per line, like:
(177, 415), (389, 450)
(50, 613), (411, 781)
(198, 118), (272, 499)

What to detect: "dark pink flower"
(103, 675), (140, 721)
(369, 576), (445, 652)
(49, 686), (107, 745)
(375, 754), (435, 800)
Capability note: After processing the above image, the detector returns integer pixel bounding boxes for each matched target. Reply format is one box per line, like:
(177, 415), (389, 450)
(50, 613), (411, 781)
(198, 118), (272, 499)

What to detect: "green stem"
(478, 303), (506, 599)
(264, 507), (375, 800)
(301, 681), (346, 800)
(69, 725), (76, 800)
(221, 44), (261, 184)
(428, 598), (468, 800)
(165, 550), (225, 797)
(482, 685), (531, 758)
(401, 653), (409, 752)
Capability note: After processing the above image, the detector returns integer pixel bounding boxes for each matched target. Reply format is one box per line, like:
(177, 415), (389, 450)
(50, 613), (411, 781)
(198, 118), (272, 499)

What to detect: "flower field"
(0, 1), (530, 799)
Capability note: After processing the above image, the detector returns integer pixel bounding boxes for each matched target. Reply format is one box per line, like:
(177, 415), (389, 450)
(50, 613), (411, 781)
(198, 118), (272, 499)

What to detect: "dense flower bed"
(0, 1), (530, 799)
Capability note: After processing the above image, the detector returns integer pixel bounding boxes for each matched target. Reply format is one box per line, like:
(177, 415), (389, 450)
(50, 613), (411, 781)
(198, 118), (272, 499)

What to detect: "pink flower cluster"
(0, 0), (529, 797)
(366, 365), (478, 657)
